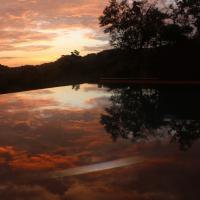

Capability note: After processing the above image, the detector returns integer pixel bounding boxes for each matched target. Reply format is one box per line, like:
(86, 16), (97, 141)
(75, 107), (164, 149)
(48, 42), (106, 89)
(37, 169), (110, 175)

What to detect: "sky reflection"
(14, 84), (111, 110)
(0, 84), (199, 200)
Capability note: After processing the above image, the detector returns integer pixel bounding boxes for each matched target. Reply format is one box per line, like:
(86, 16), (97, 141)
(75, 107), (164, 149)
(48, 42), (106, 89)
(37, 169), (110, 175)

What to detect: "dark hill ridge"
(0, 42), (199, 94)
(0, 64), (9, 70)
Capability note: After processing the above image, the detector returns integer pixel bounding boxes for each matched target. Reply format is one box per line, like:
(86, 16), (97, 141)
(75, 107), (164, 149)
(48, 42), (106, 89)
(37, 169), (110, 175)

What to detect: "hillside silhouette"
(0, 41), (199, 94)
(0, 0), (200, 93)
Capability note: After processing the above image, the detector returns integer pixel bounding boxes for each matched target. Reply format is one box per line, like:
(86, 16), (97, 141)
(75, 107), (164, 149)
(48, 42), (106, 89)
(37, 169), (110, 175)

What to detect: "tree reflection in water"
(101, 86), (200, 150)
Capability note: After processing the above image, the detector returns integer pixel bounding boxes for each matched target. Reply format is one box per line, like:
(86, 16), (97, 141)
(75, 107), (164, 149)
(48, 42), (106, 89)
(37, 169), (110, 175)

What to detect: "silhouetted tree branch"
(99, 0), (200, 49)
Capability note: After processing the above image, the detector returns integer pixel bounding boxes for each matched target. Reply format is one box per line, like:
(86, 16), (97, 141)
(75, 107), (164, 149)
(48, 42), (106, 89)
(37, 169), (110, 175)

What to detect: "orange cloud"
(0, 146), (79, 171)
(0, 0), (109, 66)
(10, 153), (79, 171)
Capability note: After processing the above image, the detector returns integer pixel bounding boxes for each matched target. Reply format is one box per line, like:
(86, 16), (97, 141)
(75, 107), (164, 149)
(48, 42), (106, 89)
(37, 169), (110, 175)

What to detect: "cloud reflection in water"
(0, 84), (199, 200)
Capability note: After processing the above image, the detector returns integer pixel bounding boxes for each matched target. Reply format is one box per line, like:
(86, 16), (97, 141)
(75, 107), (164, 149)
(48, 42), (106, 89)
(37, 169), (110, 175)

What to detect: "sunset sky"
(0, 0), (110, 67)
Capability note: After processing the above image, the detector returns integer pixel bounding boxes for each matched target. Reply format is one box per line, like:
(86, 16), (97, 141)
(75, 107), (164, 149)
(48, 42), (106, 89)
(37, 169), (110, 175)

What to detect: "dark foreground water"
(0, 84), (199, 200)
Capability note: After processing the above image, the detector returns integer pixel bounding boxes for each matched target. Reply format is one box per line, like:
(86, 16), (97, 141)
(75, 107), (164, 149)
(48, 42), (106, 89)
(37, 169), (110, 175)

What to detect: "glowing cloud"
(0, 0), (109, 67)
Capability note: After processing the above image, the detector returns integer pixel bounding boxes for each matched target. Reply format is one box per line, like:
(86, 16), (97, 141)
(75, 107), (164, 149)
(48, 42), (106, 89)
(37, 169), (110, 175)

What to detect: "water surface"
(0, 84), (199, 200)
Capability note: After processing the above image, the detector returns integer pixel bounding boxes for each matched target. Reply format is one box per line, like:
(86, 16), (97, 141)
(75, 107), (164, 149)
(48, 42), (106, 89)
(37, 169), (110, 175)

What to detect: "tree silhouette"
(169, 120), (200, 151)
(99, 0), (200, 49)
(174, 0), (200, 39)
(162, 0), (200, 44)
(71, 50), (80, 56)
(99, 0), (167, 49)
(101, 86), (200, 150)
(101, 87), (162, 141)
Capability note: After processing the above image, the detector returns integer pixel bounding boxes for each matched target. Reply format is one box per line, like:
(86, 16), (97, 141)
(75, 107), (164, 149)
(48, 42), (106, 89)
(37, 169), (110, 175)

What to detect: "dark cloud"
(86, 30), (109, 41)
(0, 184), (60, 200)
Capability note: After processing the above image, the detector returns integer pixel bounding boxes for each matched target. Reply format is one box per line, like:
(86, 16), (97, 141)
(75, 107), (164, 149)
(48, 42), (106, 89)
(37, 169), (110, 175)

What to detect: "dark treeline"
(0, 0), (200, 93)
(0, 41), (199, 94)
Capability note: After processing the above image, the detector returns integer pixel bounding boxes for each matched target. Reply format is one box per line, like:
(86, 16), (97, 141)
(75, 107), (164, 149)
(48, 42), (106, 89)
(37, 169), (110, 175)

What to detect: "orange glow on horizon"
(0, 0), (109, 67)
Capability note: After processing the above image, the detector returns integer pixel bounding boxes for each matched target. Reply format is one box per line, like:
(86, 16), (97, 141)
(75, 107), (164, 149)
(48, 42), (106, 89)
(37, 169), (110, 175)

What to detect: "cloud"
(82, 85), (102, 92)
(83, 44), (110, 52)
(0, 184), (60, 200)
(0, 146), (79, 171)
(0, 94), (58, 111)
(0, 30), (56, 52)
(4, 85), (199, 200)
(0, 0), (110, 66)
(0, 45), (16, 51)
(2, 84), (200, 200)
(0, 1), (108, 36)
(1, 150), (199, 200)
(18, 45), (53, 51)
(0, 85), (140, 174)
(0, 31), (57, 42)
(62, 149), (200, 200)
(85, 96), (110, 107)
(0, 56), (23, 60)
(0, 45), (53, 52)
(11, 153), (79, 171)
(85, 30), (109, 41)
